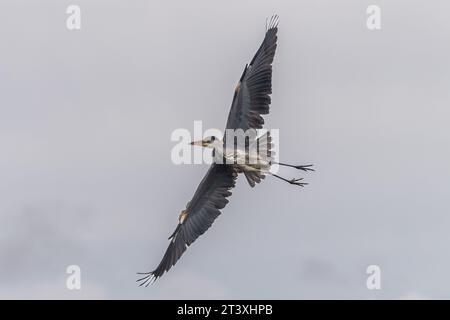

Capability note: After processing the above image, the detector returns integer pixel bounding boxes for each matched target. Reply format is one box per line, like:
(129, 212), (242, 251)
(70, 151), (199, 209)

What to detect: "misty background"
(1, 0), (450, 299)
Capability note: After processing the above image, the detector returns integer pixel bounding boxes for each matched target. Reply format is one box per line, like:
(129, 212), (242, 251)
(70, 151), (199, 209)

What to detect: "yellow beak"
(190, 140), (205, 147)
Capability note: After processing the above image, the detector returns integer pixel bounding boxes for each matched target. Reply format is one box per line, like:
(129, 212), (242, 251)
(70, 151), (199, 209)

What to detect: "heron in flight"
(138, 15), (313, 286)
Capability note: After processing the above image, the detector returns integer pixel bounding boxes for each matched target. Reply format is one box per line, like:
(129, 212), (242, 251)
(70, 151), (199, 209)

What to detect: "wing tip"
(136, 271), (159, 287)
(266, 14), (279, 31)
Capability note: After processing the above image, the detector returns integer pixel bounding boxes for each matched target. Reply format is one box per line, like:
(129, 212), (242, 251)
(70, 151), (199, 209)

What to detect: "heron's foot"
(289, 178), (308, 187)
(294, 164), (315, 172)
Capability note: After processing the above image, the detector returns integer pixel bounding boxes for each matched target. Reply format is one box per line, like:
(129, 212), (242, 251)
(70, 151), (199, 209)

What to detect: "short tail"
(244, 171), (265, 187)
(251, 130), (274, 162)
(244, 131), (274, 187)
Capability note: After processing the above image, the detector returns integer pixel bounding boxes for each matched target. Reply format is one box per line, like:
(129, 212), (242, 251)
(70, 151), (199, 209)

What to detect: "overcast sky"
(1, 0), (450, 299)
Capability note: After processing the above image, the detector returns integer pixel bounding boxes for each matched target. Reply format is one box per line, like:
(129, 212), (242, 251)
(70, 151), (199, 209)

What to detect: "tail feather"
(250, 130), (274, 162)
(244, 171), (265, 187)
(244, 131), (273, 187)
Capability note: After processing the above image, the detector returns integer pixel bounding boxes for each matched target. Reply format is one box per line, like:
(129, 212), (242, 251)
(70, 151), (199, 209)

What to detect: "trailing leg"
(272, 162), (314, 172)
(269, 173), (308, 187)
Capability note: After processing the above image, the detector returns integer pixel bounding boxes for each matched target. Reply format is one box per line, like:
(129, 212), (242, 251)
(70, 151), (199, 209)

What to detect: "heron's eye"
(211, 136), (216, 141)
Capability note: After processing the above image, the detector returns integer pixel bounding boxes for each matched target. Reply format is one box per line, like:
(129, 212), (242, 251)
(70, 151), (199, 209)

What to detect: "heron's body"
(213, 136), (273, 176)
(138, 15), (314, 286)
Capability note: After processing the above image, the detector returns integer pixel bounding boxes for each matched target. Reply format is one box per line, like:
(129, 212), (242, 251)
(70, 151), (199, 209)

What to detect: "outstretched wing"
(225, 15), (278, 131)
(138, 164), (237, 285)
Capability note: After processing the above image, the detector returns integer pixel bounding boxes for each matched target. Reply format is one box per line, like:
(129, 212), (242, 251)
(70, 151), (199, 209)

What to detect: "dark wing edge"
(225, 15), (279, 131)
(137, 164), (237, 286)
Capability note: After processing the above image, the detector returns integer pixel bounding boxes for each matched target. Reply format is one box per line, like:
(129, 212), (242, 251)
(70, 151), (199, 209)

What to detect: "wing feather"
(138, 164), (237, 285)
(225, 16), (278, 131)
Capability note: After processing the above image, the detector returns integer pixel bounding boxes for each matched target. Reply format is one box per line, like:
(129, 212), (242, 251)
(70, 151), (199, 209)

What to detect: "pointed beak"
(190, 140), (203, 146)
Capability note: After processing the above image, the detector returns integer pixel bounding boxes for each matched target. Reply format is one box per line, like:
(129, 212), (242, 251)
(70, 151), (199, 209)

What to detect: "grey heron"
(138, 15), (313, 286)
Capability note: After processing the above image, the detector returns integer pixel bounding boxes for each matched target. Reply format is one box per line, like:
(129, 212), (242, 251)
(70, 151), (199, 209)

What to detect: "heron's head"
(190, 136), (219, 148)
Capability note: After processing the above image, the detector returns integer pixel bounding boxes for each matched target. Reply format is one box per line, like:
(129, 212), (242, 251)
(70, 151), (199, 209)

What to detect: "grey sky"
(1, 0), (450, 299)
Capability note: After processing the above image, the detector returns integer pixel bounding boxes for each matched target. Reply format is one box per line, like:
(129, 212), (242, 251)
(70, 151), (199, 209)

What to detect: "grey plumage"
(138, 16), (285, 286)
(225, 15), (278, 131)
